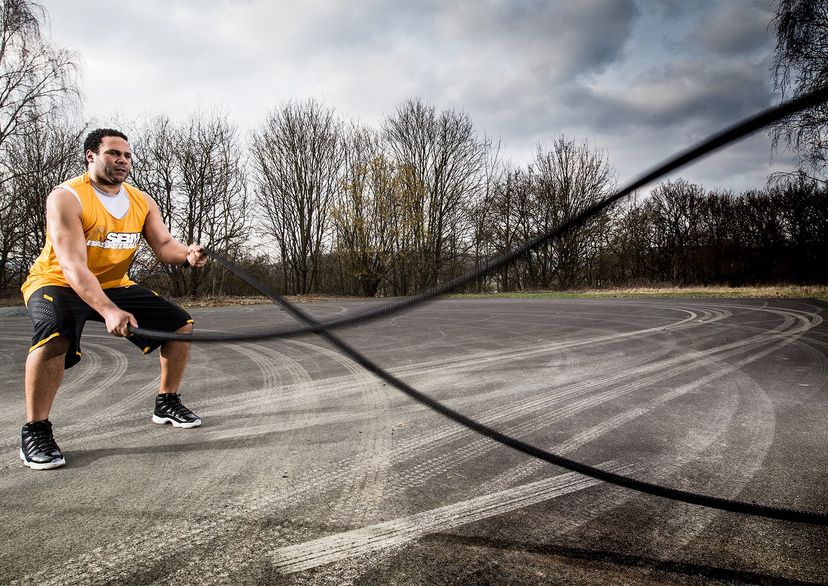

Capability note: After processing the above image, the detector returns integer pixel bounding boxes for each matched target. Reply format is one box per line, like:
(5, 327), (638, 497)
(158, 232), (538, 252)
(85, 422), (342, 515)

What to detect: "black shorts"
(27, 284), (193, 369)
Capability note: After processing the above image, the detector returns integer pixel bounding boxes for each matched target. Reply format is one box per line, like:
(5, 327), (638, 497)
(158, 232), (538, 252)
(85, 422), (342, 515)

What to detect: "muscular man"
(19, 128), (208, 470)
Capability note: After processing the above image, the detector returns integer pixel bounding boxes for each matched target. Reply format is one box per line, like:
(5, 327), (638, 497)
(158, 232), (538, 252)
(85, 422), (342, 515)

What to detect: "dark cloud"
(691, 0), (776, 57)
(468, 0), (784, 192)
(435, 0), (639, 80)
(564, 56), (774, 133)
(38, 0), (790, 193)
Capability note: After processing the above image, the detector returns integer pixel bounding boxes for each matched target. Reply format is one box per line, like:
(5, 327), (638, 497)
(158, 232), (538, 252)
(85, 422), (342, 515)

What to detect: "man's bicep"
(142, 195), (174, 251)
(47, 189), (87, 267)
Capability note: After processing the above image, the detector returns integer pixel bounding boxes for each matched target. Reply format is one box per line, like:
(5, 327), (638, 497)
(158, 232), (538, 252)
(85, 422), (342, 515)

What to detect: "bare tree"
(0, 1), (80, 170)
(128, 111), (249, 296)
(175, 110), (249, 296)
(602, 176), (828, 287)
(0, 114), (82, 291)
(130, 115), (179, 226)
(252, 99), (343, 294)
(332, 126), (403, 296)
(530, 137), (616, 289)
(128, 115), (184, 292)
(695, 189), (739, 284)
(600, 194), (655, 286)
(464, 137), (503, 292)
(768, 172), (827, 282)
(770, 0), (828, 179)
(0, 0), (80, 293)
(485, 167), (534, 291)
(383, 98), (488, 291)
(646, 179), (705, 284)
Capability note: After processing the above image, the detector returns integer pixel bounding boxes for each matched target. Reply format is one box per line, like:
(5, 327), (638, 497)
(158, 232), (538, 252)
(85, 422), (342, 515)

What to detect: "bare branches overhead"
(0, 0), (80, 160)
(770, 0), (828, 177)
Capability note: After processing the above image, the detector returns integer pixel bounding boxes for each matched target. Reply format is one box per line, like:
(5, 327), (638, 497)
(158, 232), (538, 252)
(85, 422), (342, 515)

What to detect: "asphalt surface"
(0, 297), (826, 585)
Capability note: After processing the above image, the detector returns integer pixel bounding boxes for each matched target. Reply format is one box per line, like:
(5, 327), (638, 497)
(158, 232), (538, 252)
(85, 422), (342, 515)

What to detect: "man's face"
(87, 136), (133, 185)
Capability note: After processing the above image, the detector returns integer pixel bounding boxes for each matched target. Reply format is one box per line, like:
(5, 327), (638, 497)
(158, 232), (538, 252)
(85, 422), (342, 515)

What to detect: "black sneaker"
(20, 419), (66, 470)
(152, 393), (202, 428)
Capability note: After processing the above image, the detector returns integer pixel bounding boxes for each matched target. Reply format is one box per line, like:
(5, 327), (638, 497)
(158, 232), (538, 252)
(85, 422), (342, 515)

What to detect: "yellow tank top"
(21, 173), (149, 303)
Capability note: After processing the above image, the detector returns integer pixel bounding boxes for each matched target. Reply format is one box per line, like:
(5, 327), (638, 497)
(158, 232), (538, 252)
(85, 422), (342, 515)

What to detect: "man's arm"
(141, 194), (208, 268)
(48, 189), (136, 337)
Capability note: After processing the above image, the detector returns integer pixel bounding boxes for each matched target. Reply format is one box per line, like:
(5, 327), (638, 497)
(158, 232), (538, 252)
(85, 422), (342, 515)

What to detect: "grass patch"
(175, 294), (369, 308)
(448, 285), (828, 302)
(2, 286), (826, 308)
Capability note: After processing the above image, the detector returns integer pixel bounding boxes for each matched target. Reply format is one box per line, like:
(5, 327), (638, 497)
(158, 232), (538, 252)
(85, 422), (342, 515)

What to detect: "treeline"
(1, 102), (826, 299)
(602, 176), (828, 287)
(1, 1), (826, 300)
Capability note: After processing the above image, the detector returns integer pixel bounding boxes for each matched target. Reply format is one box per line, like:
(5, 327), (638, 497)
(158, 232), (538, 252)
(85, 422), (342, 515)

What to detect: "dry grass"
(0, 292), (370, 309)
(180, 285), (828, 305)
(2, 286), (826, 309)
(452, 285), (828, 302)
(175, 294), (370, 308)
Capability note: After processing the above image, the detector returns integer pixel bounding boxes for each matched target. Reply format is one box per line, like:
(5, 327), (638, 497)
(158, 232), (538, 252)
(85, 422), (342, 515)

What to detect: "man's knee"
(29, 336), (70, 360)
(161, 323), (192, 351)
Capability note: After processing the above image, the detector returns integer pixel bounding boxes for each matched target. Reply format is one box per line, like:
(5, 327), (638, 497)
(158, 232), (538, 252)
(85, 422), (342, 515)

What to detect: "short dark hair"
(83, 128), (128, 166)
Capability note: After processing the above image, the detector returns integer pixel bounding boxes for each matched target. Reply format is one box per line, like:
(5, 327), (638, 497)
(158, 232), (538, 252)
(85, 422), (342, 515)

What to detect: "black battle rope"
(133, 85), (828, 344)
(202, 247), (828, 526)
(131, 88), (828, 525)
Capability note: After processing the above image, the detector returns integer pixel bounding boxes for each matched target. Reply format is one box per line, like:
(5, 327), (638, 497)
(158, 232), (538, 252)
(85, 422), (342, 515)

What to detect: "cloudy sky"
(39, 0), (794, 193)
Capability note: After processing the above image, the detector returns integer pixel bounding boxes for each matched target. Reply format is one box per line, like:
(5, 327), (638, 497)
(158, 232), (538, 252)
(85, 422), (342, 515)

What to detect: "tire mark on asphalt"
(170, 309), (692, 424)
(177, 342), (318, 542)
(288, 339), (393, 525)
(389, 307), (701, 374)
(637, 377), (776, 570)
(54, 345), (101, 397)
(25, 343), (311, 452)
(380, 331), (757, 501)
(796, 338), (828, 390)
(332, 340), (752, 582)
(9, 304), (818, 584)
(138, 308), (799, 583)
(230, 342), (310, 395)
(344, 330), (795, 583)
(0, 305), (804, 459)
(474, 353), (748, 496)
(199, 337), (392, 564)
(258, 305), (813, 508)
(92, 342), (235, 420)
(644, 333), (828, 568)
(480, 304), (809, 493)
(268, 461), (637, 575)
(0, 350), (501, 458)
(281, 303), (814, 580)
(7, 315), (696, 584)
(55, 342), (128, 412)
(382, 307), (808, 488)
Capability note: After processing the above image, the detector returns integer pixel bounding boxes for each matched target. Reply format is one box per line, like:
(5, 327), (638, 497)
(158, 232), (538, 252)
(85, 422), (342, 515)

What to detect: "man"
(19, 128), (208, 470)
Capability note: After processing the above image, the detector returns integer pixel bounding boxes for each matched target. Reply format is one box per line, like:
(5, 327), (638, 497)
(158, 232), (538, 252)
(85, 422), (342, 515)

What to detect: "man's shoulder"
(122, 182), (152, 219)
(122, 182), (150, 203)
(58, 173), (90, 191)
(122, 181), (144, 195)
(48, 174), (88, 208)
